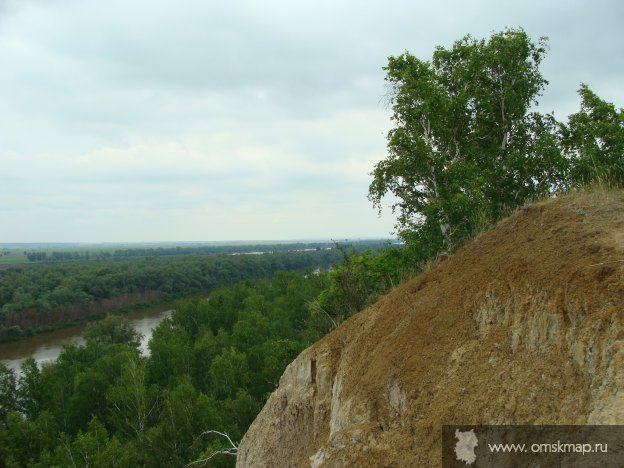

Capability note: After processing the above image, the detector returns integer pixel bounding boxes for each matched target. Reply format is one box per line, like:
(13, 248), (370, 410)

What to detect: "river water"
(0, 306), (173, 373)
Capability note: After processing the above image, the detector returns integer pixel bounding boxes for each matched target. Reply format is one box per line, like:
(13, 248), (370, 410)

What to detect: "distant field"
(0, 239), (395, 266)
(0, 250), (28, 264)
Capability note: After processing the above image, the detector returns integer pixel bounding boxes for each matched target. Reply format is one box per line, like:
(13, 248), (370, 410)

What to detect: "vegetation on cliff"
(370, 27), (623, 258)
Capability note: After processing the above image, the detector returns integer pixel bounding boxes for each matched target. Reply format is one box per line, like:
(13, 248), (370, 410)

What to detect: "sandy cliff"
(237, 191), (624, 467)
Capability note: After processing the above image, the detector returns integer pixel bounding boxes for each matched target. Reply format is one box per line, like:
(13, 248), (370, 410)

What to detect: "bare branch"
(185, 430), (239, 467)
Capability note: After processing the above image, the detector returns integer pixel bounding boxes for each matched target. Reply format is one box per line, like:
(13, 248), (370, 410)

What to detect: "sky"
(1, 0), (622, 243)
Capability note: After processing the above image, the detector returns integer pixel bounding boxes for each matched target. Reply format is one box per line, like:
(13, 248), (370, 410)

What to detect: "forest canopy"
(369, 28), (624, 259)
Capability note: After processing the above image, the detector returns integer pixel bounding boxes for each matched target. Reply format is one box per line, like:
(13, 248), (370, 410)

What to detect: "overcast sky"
(1, 0), (622, 242)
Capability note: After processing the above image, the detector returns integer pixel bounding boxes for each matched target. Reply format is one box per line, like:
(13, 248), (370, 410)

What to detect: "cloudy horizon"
(2, 0), (622, 243)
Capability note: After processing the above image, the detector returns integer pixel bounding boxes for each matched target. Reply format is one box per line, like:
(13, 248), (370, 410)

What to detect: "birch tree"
(369, 28), (566, 254)
(563, 84), (624, 185)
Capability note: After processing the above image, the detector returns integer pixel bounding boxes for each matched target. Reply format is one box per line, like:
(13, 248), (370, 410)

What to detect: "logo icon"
(454, 429), (478, 465)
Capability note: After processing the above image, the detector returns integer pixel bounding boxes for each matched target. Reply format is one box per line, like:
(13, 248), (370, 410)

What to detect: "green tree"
(106, 357), (159, 442)
(17, 357), (42, 420)
(369, 28), (566, 254)
(209, 348), (250, 400)
(309, 246), (412, 329)
(45, 416), (140, 468)
(147, 377), (200, 466)
(67, 344), (138, 432)
(0, 411), (59, 467)
(0, 363), (17, 420)
(232, 309), (271, 351)
(146, 319), (192, 388)
(562, 84), (624, 185)
(191, 327), (225, 392)
(84, 315), (142, 348)
(257, 339), (303, 394)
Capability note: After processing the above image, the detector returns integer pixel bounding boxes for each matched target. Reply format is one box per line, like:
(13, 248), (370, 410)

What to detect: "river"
(0, 305), (173, 373)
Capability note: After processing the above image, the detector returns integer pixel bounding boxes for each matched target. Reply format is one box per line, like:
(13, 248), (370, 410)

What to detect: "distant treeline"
(0, 241), (390, 341)
(22, 241), (377, 263)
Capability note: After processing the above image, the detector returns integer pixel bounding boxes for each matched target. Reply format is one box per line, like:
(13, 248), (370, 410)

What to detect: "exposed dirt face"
(237, 191), (624, 467)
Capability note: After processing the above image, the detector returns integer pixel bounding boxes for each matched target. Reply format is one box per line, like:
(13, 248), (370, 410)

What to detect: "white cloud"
(1, 0), (622, 241)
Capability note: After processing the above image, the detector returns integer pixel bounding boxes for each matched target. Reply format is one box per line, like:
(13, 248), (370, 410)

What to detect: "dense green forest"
(0, 245), (410, 467)
(0, 241), (391, 341)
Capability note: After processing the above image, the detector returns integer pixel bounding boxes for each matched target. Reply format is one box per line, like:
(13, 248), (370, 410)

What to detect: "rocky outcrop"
(237, 191), (624, 467)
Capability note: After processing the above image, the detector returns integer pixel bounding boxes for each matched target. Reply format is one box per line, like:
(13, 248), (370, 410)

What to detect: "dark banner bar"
(442, 425), (624, 467)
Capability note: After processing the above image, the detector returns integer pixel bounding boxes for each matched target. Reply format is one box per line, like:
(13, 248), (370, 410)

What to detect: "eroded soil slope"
(237, 191), (624, 467)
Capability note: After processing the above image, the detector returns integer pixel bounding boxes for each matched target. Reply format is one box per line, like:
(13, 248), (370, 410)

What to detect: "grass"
(411, 183), (623, 279)
(0, 250), (29, 264)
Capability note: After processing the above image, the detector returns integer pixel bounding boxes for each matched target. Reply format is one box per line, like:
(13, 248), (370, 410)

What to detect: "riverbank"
(0, 246), (346, 342)
(0, 292), (182, 343)
(0, 303), (175, 372)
